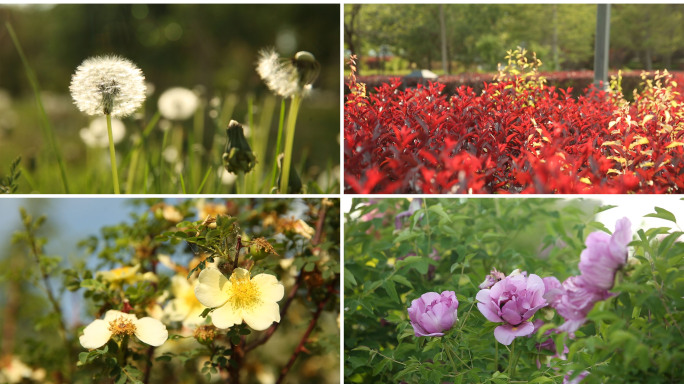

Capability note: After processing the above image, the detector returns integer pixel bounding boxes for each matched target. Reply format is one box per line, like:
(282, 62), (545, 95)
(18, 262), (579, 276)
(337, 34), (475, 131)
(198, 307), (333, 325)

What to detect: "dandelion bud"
(70, 55), (146, 117)
(222, 120), (256, 174)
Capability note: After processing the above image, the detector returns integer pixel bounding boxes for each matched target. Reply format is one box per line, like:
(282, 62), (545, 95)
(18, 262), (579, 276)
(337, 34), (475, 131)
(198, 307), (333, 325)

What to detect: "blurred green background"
(0, 4), (340, 193)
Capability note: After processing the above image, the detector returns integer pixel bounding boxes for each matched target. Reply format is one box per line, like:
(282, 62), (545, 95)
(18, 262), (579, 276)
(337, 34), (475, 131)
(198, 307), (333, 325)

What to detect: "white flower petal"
(243, 301), (280, 331)
(79, 319), (112, 349)
(210, 301), (242, 329)
(252, 273), (285, 302)
(103, 310), (136, 323)
(195, 267), (230, 308)
(134, 317), (168, 347)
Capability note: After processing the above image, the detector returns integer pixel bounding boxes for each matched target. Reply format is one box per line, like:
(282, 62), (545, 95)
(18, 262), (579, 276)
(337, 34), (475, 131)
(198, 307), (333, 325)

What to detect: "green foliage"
(1, 198), (340, 383)
(0, 156), (22, 193)
(347, 4), (684, 73)
(344, 198), (684, 383)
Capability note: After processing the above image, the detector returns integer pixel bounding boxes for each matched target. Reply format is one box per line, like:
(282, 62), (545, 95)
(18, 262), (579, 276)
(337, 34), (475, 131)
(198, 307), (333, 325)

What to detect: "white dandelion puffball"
(79, 116), (126, 148)
(70, 55), (147, 117)
(217, 168), (237, 185)
(256, 48), (317, 98)
(157, 87), (199, 120)
(79, 310), (168, 349)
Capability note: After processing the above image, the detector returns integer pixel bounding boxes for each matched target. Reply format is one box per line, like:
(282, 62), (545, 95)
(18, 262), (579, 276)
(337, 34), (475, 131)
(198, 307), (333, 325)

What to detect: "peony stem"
(506, 340), (521, 378)
(106, 114), (121, 194)
(279, 94), (302, 193)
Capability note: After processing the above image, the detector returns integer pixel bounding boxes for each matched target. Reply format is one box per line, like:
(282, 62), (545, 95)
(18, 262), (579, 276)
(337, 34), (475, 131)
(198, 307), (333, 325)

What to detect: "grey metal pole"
(594, 4), (611, 89)
(440, 4), (448, 75)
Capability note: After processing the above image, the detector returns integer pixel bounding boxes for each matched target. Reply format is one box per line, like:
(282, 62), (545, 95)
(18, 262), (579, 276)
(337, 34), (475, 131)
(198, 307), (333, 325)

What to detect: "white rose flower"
(79, 310), (168, 349)
(195, 267), (284, 330)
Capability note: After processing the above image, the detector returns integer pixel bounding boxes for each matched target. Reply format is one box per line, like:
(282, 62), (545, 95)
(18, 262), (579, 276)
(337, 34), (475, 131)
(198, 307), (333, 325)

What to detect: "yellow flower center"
(228, 273), (261, 310)
(108, 317), (136, 336)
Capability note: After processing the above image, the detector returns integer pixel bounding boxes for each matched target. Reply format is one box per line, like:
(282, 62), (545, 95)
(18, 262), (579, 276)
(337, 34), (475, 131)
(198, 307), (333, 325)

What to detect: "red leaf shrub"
(345, 65), (684, 194)
(352, 70), (654, 100)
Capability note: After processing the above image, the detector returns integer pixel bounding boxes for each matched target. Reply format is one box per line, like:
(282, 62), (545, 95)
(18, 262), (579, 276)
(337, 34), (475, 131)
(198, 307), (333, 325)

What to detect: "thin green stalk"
(237, 171), (246, 194)
(252, 95), (276, 192)
(495, 342), (499, 372)
(279, 94), (302, 193)
(195, 166), (212, 194)
(158, 129), (170, 193)
(506, 340), (521, 378)
(106, 114), (121, 194)
(125, 111), (160, 194)
(179, 173), (187, 194)
(245, 95), (255, 193)
(6, 22), (69, 193)
(125, 143), (141, 194)
(270, 99), (287, 192)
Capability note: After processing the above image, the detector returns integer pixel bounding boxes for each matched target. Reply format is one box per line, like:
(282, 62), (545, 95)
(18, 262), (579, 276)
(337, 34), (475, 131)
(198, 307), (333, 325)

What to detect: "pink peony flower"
(546, 218), (632, 333)
(577, 217), (631, 290)
(407, 291), (458, 337)
(479, 268), (507, 289)
(546, 275), (613, 333)
(563, 370), (589, 384)
(476, 270), (547, 345)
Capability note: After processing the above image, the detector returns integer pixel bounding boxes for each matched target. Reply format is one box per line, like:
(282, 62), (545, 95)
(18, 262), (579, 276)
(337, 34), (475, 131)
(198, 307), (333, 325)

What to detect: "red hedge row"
(344, 72), (684, 194)
(352, 70), (661, 100)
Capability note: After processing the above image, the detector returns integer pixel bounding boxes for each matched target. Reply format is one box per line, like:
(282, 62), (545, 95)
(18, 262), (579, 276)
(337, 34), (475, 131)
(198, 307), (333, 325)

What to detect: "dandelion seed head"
(70, 55), (146, 117)
(157, 87), (199, 120)
(79, 116), (126, 148)
(256, 48), (319, 98)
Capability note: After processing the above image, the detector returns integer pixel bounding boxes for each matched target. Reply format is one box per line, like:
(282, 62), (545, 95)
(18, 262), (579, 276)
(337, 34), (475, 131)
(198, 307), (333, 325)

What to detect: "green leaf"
(344, 267), (358, 288)
(395, 256), (430, 274)
(394, 230), (419, 244)
(428, 204), (452, 223)
(391, 274), (414, 289)
(645, 207), (677, 224)
(528, 377), (554, 384)
(382, 280), (400, 303)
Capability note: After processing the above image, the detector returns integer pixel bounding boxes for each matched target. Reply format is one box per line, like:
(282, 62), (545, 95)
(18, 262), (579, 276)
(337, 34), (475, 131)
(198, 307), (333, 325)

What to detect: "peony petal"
(526, 274), (544, 296)
(419, 292), (441, 305)
(477, 302), (503, 323)
(475, 289), (492, 304)
(243, 301), (280, 331)
(134, 317), (168, 347)
(501, 301), (523, 325)
(493, 321), (535, 345)
(79, 319), (112, 349)
(252, 273), (285, 302)
(410, 321), (430, 337)
(210, 301), (243, 329)
(195, 267), (230, 308)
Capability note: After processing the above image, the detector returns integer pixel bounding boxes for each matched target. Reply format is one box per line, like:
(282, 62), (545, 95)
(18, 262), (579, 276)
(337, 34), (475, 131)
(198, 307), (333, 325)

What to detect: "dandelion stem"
(279, 95), (302, 193)
(106, 114), (121, 194)
(237, 170), (246, 194)
(270, 99), (287, 192)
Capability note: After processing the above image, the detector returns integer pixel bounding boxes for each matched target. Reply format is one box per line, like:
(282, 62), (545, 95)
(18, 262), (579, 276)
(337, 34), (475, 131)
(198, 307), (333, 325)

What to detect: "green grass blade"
(195, 166), (212, 194)
(6, 22), (70, 193)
